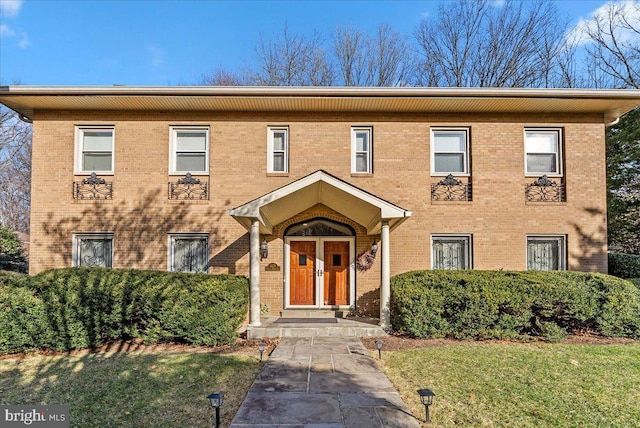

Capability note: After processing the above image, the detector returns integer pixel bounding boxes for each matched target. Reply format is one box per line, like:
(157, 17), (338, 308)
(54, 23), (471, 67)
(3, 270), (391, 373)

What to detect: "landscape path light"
(417, 388), (435, 423)
(258, 342), (267, 362)
(375, 339), (383, 360)
(207, 391), (224, 428)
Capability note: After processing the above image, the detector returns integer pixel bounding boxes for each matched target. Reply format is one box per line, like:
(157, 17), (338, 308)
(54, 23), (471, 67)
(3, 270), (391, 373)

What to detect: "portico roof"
(228, 170), (412, 235)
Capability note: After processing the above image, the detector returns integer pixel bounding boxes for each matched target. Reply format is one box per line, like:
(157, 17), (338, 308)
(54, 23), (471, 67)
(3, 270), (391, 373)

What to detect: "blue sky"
(0, 0), (616, 86)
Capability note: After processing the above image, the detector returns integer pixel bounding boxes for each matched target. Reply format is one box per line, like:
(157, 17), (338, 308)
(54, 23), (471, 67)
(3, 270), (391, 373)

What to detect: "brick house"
(1, 86), (639, 328)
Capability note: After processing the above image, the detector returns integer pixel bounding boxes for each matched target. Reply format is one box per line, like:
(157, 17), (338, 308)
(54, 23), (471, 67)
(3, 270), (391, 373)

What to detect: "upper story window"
(431, 128), (470, 176)
(525, 128), (563, 176)
(268, 126), (289, 173)
(73, 233), (113, 268)
(351, 127), (373, 174)
(75, 126), (114, 174)
(527, 235), (566, 271)
(432, 234), (472, 270)
(170, 126), (209, 175)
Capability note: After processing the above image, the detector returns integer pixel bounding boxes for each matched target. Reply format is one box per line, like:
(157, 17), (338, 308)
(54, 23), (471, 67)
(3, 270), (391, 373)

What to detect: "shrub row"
(0, 268), (249, 354)
(390, 270), (640, 342)
(609, 253), (640, 279)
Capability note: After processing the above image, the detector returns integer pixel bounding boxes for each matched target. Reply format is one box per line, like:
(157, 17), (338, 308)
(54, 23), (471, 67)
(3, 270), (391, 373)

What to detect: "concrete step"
(247, 317), (387, 339)
(279, 309), (348, 318)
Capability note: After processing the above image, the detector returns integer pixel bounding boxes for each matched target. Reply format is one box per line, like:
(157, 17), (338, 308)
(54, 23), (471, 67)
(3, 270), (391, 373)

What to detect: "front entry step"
(247, 316), (387, 339)
(279, 309), (348, 318)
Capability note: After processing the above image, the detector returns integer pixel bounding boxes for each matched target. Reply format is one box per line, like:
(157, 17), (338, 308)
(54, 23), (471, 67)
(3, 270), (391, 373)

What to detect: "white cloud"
(492, 0), (506, 8)
(18, 31), (29, 48)
(147, 45), (165, 67)
(0, 24), (15, 37)
(568, 0), (640, 46)
(0, 0), (23, 17)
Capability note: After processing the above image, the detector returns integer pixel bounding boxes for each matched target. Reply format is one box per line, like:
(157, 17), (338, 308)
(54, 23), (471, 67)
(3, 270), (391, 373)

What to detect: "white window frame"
(524, 128), (563, 177)
(351, 126), (373, 174)
(168, 233), (209, 273)
(431, 128), (470, 176)
(169, 126), (210, 175)
(267, 126), (289, 173)
(526, 235), (567, 271)
(72, 233), (114, 268)
(431, 234), (472, 270)
(74, 126), (115, 175)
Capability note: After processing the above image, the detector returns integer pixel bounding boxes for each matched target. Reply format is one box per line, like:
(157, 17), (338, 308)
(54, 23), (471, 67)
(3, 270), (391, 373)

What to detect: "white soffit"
(228, 170), (412, 235)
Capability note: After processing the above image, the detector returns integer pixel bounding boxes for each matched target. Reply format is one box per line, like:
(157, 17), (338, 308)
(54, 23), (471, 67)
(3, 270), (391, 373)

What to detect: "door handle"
(316, 269), (323, 276)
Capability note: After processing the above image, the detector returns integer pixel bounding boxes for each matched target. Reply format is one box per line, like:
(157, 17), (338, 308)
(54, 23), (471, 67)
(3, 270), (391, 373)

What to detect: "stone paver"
(230, 337), (420, 428)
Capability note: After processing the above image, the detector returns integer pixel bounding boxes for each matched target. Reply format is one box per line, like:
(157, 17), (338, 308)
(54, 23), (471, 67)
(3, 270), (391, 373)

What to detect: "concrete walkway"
(230, 337), (420, 428)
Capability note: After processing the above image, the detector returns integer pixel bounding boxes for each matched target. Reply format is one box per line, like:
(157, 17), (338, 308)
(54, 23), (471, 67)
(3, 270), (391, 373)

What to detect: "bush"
(391, 270), (640, 341)
(629, 278), (640, 288)
(0, 268), (249, 354)
(609, 253), (640, 279)
(0, 226), (27, 273)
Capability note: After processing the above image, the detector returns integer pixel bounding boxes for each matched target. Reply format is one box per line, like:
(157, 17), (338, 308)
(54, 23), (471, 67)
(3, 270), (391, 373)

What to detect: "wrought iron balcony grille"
(525, 175), (565, 202)
(73, 172), (113, 200)
(168, 173), (209, 200)
(431, 174), (472, 201)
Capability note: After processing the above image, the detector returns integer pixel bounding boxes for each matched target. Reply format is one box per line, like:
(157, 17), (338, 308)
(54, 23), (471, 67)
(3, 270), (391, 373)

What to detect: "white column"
(380, 220), (391, 329)
(249, 219), (262, 327)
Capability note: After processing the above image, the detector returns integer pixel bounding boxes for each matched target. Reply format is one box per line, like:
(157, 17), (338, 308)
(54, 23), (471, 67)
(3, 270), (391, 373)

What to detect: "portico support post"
(249, 218), (262, 327)
(380, 220), (391, 329)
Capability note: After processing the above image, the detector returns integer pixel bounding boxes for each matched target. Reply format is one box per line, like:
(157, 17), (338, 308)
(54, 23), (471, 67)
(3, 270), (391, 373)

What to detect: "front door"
(290, 241), (316, 305)
(323, 241), (349, 305)
(286, 237), (354, 308)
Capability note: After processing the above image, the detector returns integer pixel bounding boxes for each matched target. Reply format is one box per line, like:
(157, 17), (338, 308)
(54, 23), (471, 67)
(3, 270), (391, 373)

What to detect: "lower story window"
(527, 235), (566, 271)
(169, 234), (209, 273)
(432, 235), (471, 270)
(73, 233), (113, 268)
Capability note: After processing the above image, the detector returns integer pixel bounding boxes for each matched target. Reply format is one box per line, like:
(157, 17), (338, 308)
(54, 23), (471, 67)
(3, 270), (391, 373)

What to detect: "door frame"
(284, 236), (355, 309)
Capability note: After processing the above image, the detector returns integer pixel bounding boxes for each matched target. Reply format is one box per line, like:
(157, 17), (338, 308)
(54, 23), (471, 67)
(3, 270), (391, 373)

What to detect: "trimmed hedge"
(1, 268), (249, 354)
(609, 253), (640, 279)
(390, 270), (640, 341)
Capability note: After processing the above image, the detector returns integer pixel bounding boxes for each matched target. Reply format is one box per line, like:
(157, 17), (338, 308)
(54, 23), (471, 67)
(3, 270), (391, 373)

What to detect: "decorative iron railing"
(431, 174), (472, 201)
(525, 175), (565, 202)
(168, 173), (209, 200)
(73, 172), (113, 200)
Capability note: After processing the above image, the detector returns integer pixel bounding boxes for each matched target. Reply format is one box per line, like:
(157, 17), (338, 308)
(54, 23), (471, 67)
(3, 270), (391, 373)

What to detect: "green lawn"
(379, 343), (640, 428)
(0, 350), (261, 427)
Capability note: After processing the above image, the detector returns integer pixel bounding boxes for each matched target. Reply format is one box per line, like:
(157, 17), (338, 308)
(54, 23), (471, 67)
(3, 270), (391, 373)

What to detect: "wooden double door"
(288, 238), (352, 307)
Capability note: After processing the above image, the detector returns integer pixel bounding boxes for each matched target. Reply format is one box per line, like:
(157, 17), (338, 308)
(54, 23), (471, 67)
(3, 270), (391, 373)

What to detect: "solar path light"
(207, 392), (224, 428)
(417, 389), (436, 423)
(375, 339), (383, 360)
(258, 342), (267, 362)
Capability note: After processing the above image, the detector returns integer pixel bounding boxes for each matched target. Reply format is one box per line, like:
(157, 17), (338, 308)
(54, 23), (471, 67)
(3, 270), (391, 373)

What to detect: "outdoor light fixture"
(371, 240), (378, 256)
(207, 392), (225, 428)
(417, 389), (436, 423)
(260, 238), (268, 259)
(258, 342), (267, 362)
(375, 339), (383, 360)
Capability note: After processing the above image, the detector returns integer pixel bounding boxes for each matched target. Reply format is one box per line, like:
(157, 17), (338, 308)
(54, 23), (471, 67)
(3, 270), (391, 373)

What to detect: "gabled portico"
(229, 170), (412, 328)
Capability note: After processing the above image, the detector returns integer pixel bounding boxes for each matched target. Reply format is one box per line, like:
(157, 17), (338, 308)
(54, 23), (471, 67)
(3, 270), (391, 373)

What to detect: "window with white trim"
(169, 234), (209, 273)
(351, 127), (373, 174)
(432, 235), (472, 270)
(170, 126), (209, 175)
(525, 128), (563, 176)
(431, 128), (470, 175)
(527, 235), (566, 271)
(75, 126), (114, 174)
(73, 233), (113, 268)
(268, 126), (289, 173)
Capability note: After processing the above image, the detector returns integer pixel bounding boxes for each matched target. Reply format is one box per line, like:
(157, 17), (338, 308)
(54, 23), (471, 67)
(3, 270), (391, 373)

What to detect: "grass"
(378, 343), (640, 428)
(0, 349), (262, 427)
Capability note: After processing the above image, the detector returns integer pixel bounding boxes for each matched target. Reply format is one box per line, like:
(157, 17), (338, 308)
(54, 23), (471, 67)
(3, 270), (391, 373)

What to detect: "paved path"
(230, 337), (421, 428)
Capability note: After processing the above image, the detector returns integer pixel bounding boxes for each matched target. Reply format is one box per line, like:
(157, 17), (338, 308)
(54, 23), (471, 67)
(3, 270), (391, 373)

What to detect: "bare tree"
(333, 24), (410, 86)
(198, 67), (246, 86)
(248, 24), (333, 86)
(0, 106), (31, 232)
(414, 0), (570, 88)
(582, 1), (640, 89)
